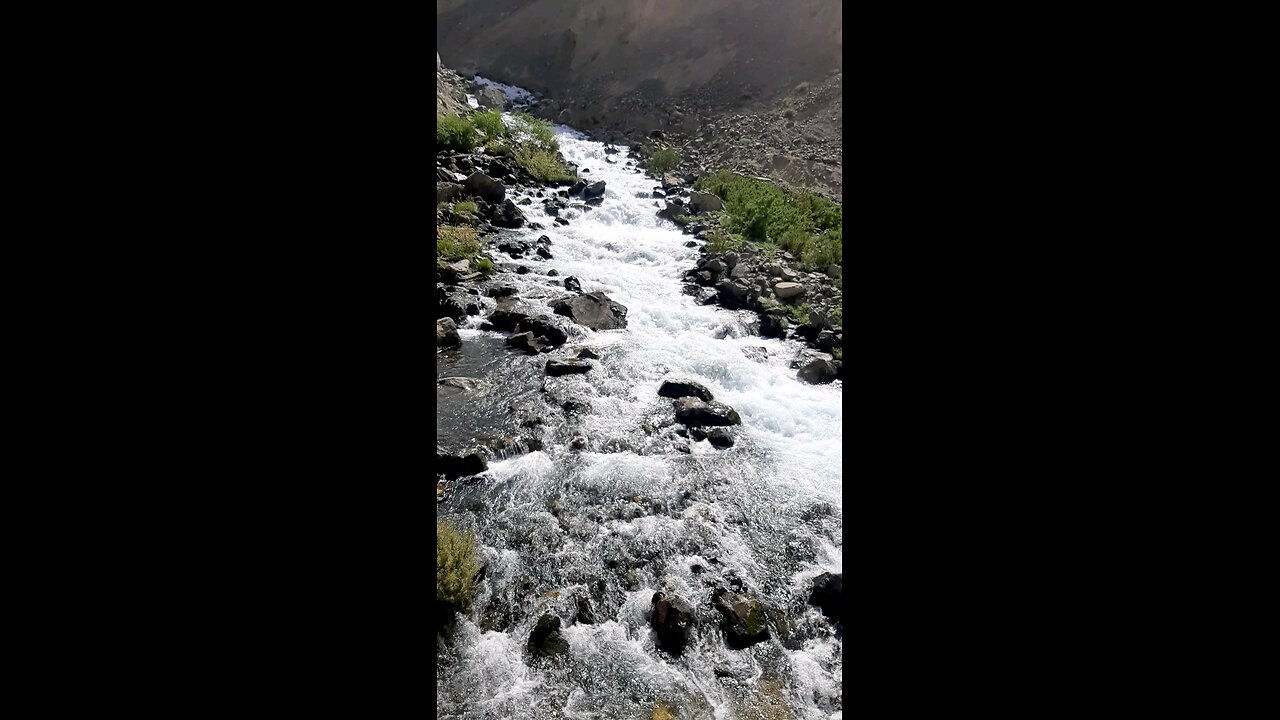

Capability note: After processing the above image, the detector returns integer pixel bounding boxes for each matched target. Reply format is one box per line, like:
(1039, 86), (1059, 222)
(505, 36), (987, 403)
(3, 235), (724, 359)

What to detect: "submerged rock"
(713, 587), (769, 649)
(809, 572), (843, 629)
(546, 359), (593, 376)
(673, 397), (742, 427)
(437, 445), (487, 479)
(528, 614), (569, 657)
(797, 358), (837, 385)
(658, 379), (714, 402)
(650, 592), (696, 655)
(706, 428), (735, 448)
(563, 276), (582, 292)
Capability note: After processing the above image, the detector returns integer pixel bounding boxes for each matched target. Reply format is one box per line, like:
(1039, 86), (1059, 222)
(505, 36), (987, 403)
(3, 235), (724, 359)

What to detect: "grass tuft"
(437, 116), (478, 152)
(437, 225), (480, 262)
(646, 148), (681, 174)
(437, 520), (479, 614)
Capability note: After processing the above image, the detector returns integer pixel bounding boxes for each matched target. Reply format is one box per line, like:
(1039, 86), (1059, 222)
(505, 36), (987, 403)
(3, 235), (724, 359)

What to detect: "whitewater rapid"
(439, 79), (842, 720)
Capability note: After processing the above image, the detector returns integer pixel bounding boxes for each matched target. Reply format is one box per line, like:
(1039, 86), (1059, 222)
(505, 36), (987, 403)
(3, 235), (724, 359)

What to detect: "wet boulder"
(673, 397), (742, 427)
(798, 359), (838, 385)
(527, 614), (569, 657)
(658, 379), (714, 402)
(506, 331), (543, 355)
(436, 317), (460, 349)
(809, 573), (843, 628)
(437, 445), (487, 479)
(773, 282), (806, 300)
(476, 85), (507, 110)
(464, 171), (505, 204)
(650, 592), (696, 655)
(438, 284), (480, 319)
(552, 291), (628, 330)
(563, 276), (582, 292)
(583, 180), (607, 198)
(546, 359), (593, 376)
(489, 198), (526, 229)
(759, 313), (788, 338)
(487, 297), (532, 331)
(713, 587), (769, 649)
(706, 428), (735, 448)
(517, 316), (569, 347)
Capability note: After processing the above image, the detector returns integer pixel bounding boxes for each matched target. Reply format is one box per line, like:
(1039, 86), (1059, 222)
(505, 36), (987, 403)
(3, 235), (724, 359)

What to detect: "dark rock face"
(658, 379), (714, 402)
(673, 397), (742, 427)
(583, 180), (607, 198)
(506, 331), (543, 354)
(809, 573), (843, 629)
(528, 614), (569, 657)
(464, 171), (506, 204)
(437, 181), (465, 205)
(488, 297), (531, 331)
(713, 587), (769, 648)
(760, 313), (788, 338)
(546, 359), (593, 376)
(797, 359), (837, 385)
(518, 316), (569, 347)
(438, 285), (480, 319)
(554, 217), (570, 226)
(437, 445), (488, 479)
(715, 280), (757, 310)
(552, 291), (628, 330)
(437, 317), (461, 348)
(576, 348), (600, 360)
(563, 276), (582, 292)
(490, 198), (526, 228)
(651, 592), (696, 656)
(575, 597), (599, 625)
(706, 428), (735, 448)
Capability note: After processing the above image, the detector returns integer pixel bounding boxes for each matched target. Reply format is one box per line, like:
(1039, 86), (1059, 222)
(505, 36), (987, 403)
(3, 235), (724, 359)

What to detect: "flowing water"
(438, 80), (842, 719)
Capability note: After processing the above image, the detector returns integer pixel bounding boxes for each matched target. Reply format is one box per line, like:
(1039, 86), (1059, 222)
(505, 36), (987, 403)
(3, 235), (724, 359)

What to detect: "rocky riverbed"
(437, 76), (843, 720)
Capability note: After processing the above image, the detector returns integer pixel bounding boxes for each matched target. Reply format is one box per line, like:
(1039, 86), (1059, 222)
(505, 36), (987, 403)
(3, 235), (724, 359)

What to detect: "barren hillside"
(436, 0), (843, 198)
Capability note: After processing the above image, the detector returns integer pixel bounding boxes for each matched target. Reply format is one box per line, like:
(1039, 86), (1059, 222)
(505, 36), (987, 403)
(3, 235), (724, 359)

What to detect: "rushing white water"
(439, 78), (842, 720)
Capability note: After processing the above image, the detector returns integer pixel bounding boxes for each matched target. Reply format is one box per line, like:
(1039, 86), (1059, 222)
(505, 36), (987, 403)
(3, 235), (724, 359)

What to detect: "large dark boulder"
(437, 181), (465, 205)
(759, 313), (788, 338)
(809, 573), (843, 629)
(436, 317), (460, 349)
(488, 297), (531, 331)
(489, 198), (526, 229)
(583, 180), (606, 198)
(506, 331), (543, 355)
(437, 445), (488, 479)
(798, 359), (837, 385)
(563, 276), (582, 292)
(715, 280), (756, 310)
(706, 428), (735, 448)
(658, 379), (714, 402)
(546, 359), (593, 376)
(673, 397), (741, 427)
(438, 284), (480, 319)
(517, 316), (569, 347)
(713, 587), (769, 649)
(552, 291), (628, 330)
(651, 592), (696, 656)
(464, 171), (505, 204)
(528, 614), (569, 657)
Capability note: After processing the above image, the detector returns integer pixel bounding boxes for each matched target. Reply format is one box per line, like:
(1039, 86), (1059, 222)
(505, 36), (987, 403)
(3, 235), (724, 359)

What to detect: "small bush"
(437, 225), (480, 262)
(437, 115), (477, 152)
(785, 303), (810, 324)
(475, 257), (494, 274)
(454, 199), (478, 216)
(706, 229), (743, 255)
(437, 520), (479, 614)
(831, 308), (842, 325)
(510, 112), (558, 153)
(485, 140), (514, 157)
(471, 109), (506, 139)
(514, 144), (576, 183)
(646, 148), (681, 174)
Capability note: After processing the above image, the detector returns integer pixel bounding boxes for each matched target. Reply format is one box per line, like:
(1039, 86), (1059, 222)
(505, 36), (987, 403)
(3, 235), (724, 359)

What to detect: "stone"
(490, 198), (526, 229)
(713, 587), (769, 648)
(809, 573), (843, 628)
(583, 180), (607, 198)
(797, 359), (837, 385)
(546, 359), (593, 376)
(706, 428), (735, 448)
(436, 317), (460, 348)
(672, 397), (742, 426)
(650, 592), (696, 655)
(689, 190), (724, 213)
(437, 445), (487, 479)
(563, 276), (582, 292)
(436, 182), (465, 205)
(506, 331), (542, 355)
(715, 280), (756, 310)
(658, 379), (714, 402)
(774, 282), (806, 300)
(552, 291), (628, 330)
(528, 614), (569, 657)
(759, 313), (787, 338)
(517, 316), (569, 347)
(464, 171), (505, 204)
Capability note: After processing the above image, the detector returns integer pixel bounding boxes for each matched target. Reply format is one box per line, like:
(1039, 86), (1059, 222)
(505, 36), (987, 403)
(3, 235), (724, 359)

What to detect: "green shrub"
(646, 148), (681, 174)
(471, 109), (506, 139)
(831, 308), (842, 325)
(437, 520), (479, 614)
(513, 144), (576, 183)
(706, 229), (743, 255)
(475, 257), (494, 274)
(454, 199), (478, 217)
(485, 140), (514, 157)
(800, 228), (841, 270)
(437, 225), (480, 262)
(437, 115), (478, 151)
(694, 171), (843, 269)
(510, 112), (558, 153)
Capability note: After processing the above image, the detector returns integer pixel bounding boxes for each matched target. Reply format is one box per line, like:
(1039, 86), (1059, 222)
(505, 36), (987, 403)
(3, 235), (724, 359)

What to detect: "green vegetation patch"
(437, 115), (478, 152)
(437, 520), (479, 614)
(694, 171), (842, 271)
(471, 109), (506, 139)
(645, 148), (681, 174)
(437, 225), (480, 262)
